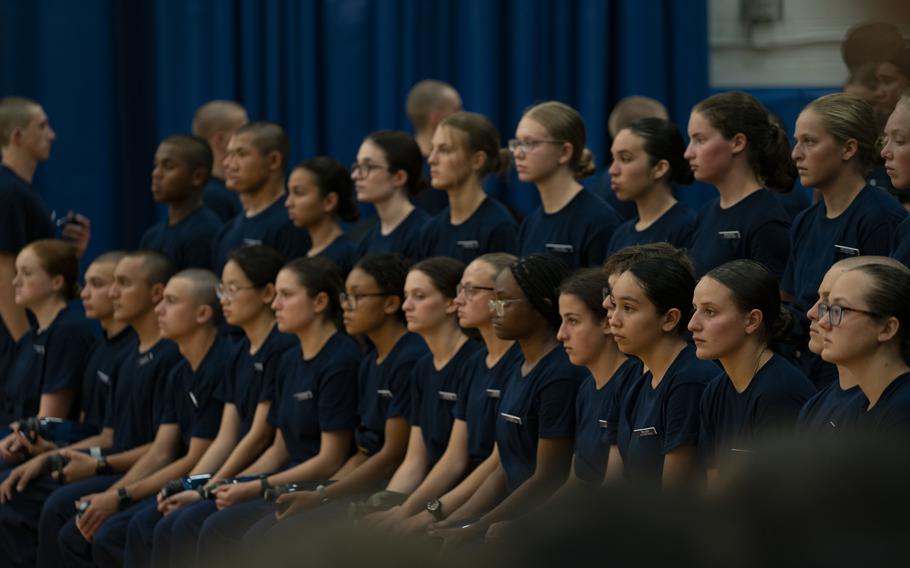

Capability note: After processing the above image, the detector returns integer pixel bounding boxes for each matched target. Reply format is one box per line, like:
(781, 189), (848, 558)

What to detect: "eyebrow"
(613, 295), (639, 303)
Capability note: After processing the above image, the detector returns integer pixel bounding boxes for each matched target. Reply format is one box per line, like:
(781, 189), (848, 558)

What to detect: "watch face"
(427, 499), (440, 512)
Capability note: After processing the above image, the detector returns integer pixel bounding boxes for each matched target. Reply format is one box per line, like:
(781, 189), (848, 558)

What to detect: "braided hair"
(509, 254), (571, 330)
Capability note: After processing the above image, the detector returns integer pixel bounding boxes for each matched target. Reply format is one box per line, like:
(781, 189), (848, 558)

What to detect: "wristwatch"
(316, 484), (330, 504)
(260, 477), (271, 499)
(95, 456), (113, 475)
(425, 499), (445, 521)
(116, 487), (132, 510)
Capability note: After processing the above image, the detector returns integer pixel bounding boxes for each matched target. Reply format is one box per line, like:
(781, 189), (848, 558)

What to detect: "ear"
(211, 131), (227, 149)
(391, 169), (409, 191)
(878, 316), (900, 344)
(383, 295), (402, 317)
(744, 308), (764, 336)
(321, 191), (339, 215)
(469, 150), (487, 174)
(599, 314), (611, 334)
(49, 274), (65, 296)
(196, 304), (214, 325)
(841, 138), (859, 162)
(730, 132), (748, 156)
(312, 290), (330, 315)
(266, 150), (283, 172)
(149, 282), (166, 306)
(557, 141), (574, 166)
(444, 296), (458, 317)
(191, 167), (209, 189)
(651, 159), (670, 182)
(660, 308), (682, 334)
(260, 283), (276, 306)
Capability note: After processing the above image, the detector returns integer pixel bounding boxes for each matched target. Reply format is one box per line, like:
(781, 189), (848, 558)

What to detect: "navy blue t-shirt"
(107, 339), (182, 452)
(771, 188), (810, 222)
(454, 344), (523, 468)
(354, 333), (428, 457)
(81, 327), (137, 429)
(267, 333), (362, 462)
(614, 345), (716, 485)
(519, 190), (621, 269)
(419, 197), (518, 262)
(574, 358), (642, 484)
(890, 216), (910, 268)
(140, 206), (223, 270)
(216, 326), (296, 437)
(698, 354), (815, 469)
(689, 189), (791, 278)
(412, 187), (449, 216)
(606, 202), (697, 257)
(495, 346), (587, 492)
(409, 340), (482, 467)
(797, 382), (867, 434)
(211, 197), (312, 273)
(783, 186), (906, 322)
(160, 338), (231, 447)
(314, 234), (356, 277)
(1, 303), (96, 423)
(857, 372), (910, 434)
(592, 174), (638, 221)
(355, 208), (429, 262)
(203, 177), (242, 223)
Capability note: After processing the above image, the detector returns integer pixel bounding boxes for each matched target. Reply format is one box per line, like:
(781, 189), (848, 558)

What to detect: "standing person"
(419, 112), (518, 262)
(515, 101), (621, 268)
(211, 121), (311, 274)
(605, 256), (716, 487)
(691, 260), (815, 485)
(352, 131), (429, 262)
(606, 118), (696, 256)
(286, 157), (359, 275)
(684, 91), (793, 278)
(192, 100), (248, 222)
(139, 135), (223, 269)
(405, 79), (462, 215)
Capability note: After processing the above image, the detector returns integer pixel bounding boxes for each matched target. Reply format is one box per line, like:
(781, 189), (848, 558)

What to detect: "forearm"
(236, 443), (288, 478)
(266, 451), (348, 487)
(399, 453), (468, 516)
(447, 465), (509, 522)
(478, 465), (568, 526)
(323, 451), (403, 501)
(0, 257), (28, 341)
(190, 436), (236, 476)
(384, 454), (429, 495)
(105, 443), (152, 475)
(66, 428), (114, 452)
(436, 451), (499, 516)
(211, 428), (273, 480)
(111, 444), (177, 489)
(122, 454), (197, 500)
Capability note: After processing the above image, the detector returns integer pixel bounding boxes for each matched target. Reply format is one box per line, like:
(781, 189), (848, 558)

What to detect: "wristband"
(316, 484), (330, 504)
(117, 487), (132, 510)
(89, 446), (103, 459)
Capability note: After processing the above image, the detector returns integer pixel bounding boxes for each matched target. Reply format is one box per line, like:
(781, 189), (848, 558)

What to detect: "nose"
(683, 142), (695, 161)
(687, 313), (700, 333)
(556, 322), (568, 342)
(608, 160), (619, 177)
(806, 300), (820, 322)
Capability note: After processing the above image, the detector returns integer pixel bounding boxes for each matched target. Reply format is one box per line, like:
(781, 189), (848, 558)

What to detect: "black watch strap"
(426, 499), (445, 521)
(117, 487), (132, 510)
(96, 456), (113, 475)
(260, 477), (271, 498)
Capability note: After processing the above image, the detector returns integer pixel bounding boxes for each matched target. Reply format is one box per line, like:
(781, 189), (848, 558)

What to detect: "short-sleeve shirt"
(454, 344), (524, 468)
(409, 340), (482, 467)
(857, 372), (910, 434)
(160, 338), (232, 447)
(81, 327), (137, 429)
(139, 206), (224, 270)
(215, 326), (296, 437)
(519, 190), (621, 269)
(211, 197), (312, 273)
(0, 303), (97, 423)
(203, 177), (242, 223)
(797, 382), (867, 435)
(891, 216), (910, 268)
(615, 345), (716, 485)
(314, 234), (356, 277)
(267, 334), (362, 462)
(574, 358), (642, 484)
(108, 339), (182, 452)
(419, 198), (518, 262)
(355, 208), (429, 262)
(606, 202), (696, 257)
(354, 333), (428, 456)
(783, 186), (906, 323)
(495, 346), (587, 492)
(698, 354), (815, 469)
(688, 189), (791, 278)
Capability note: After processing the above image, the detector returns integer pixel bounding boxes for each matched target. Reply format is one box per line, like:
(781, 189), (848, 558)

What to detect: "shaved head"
(608, 96), (669, 137)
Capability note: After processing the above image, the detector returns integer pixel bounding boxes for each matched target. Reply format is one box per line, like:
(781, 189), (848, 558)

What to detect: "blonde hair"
(805, 93), (882, 174)
(439, 112), (511, 177)
(523, 101), (596, 179)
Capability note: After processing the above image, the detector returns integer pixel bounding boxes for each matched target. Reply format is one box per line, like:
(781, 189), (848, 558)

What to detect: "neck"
(421, 323), (467, 369)
(447, 180), (486, 224)
(536, 170), (582, 214)
(819, 173), (866, 218)
(307, 218), (343, 256)
(843, 347), (910, 408)
(31, 297), (67, 331)
(1, 151), (38, 184)
(244, 178), (284, 216)
(240, 311), (277, 354)
(415, 129), (432, 158)
(131, 310), (164, 351)
(714, 166), (763, 208)
(100, 317), (129, 339)
(719, 340), (771, 393)
(374, 191), (415, 234)
(296, 318), (337, 360)
(634, 185), (677, 229)
(518, 330), (559, 374)
(367, 320), (408, 362)
(176, 326), (218, 371)
(589, 340), (628, 388)
(478, 323), (513, 364)
(167, 197), (203, 225)
(639, 336), (687, 386)
(836, 365), (858, 390)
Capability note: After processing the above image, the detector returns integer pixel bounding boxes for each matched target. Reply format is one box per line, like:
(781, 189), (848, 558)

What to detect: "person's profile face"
(151, 142), (196, 203)
(223, 132), (271, 193)
(882, 101), (910, 190)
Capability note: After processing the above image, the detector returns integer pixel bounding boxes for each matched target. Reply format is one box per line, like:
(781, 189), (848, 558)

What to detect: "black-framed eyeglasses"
(216, 283), (257, 301)
(817, 302), (882, 327)
(350, 162), (391, 179)
(340, 291), (390, 309)
(456, 284), (495, 300)
(507, 138), (564, 154)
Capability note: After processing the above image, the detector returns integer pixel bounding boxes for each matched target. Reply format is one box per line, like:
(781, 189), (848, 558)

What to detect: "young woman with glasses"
(514, 101), (621, 268)
(351, 131), (429, 262)
(419, 112), (518, 262)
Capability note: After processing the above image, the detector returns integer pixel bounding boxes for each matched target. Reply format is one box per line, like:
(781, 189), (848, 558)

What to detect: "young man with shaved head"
(193, 101), (249, 222)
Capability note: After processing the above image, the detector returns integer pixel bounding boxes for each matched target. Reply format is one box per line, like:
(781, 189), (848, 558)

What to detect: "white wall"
(710, 0), (901, 88)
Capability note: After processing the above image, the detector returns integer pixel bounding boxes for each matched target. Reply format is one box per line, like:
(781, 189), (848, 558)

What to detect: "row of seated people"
(0, 235), (908, 566)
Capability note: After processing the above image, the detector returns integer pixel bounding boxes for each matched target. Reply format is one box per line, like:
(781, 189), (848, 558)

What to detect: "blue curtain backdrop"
(1, 0), (711, 262)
